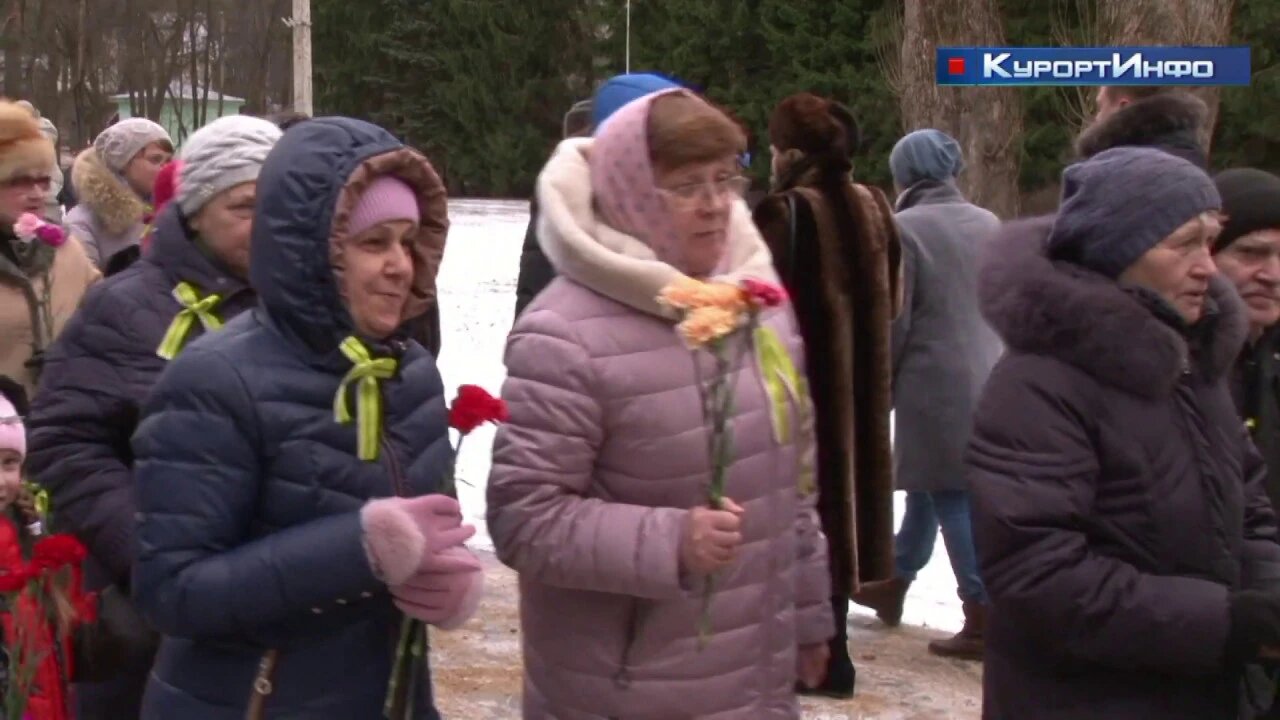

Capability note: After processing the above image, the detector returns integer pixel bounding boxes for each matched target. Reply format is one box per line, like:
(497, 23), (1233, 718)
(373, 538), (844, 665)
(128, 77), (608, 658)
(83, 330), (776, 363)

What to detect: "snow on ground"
(436, 198), (964, 634)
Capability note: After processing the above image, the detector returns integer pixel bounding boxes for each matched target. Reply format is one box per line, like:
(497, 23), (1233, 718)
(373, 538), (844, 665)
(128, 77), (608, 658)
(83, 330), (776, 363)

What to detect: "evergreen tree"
(1213, 1), (1280, 173)
(312, 0), (1280, 199)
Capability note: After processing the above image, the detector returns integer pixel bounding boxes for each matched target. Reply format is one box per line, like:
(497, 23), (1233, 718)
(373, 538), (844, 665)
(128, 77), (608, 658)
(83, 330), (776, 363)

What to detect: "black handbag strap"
(785, 191), (798, 286)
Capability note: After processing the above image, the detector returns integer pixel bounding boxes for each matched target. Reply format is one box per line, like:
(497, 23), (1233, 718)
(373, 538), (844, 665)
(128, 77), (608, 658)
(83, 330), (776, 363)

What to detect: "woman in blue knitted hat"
(967, 146), (1280, 719)
(852, 129), (1002, 662)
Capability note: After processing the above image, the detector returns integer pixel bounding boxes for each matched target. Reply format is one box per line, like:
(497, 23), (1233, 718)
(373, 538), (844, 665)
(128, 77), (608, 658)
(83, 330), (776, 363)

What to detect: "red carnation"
(0, 565), (30, 592)
(31, 534), (87, 572)
(448, 385), (509, 434)
(741, 278), (787, 308)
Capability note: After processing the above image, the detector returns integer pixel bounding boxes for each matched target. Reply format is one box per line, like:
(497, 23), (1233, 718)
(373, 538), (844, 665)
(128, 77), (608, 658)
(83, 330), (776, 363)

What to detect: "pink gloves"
(360, 494), (483, 630)
(390, 546), (485, 630)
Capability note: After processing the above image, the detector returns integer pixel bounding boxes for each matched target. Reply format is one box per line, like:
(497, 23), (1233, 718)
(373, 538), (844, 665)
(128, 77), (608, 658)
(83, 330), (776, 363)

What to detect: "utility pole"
(289, 0), (312, 116)
(625, 0), (631, 73)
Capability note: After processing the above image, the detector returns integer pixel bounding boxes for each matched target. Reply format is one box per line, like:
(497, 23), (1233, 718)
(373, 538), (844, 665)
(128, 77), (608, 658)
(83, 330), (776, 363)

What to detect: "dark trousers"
(74, 669), (148, 720)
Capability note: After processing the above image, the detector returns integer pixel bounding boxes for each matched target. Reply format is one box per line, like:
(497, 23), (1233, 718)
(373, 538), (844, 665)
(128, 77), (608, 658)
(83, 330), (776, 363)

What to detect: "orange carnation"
(677, 305), (742, 348)
(658, 276), (710, 311)
(658, 277), (748, 315)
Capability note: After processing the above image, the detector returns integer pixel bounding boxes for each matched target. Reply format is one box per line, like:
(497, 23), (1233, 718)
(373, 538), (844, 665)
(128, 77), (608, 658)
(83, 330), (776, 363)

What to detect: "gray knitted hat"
(94, 118), (172, 174)
(890, 128), (965, 188)
(1047, 146), (1221, 278)
(177, 115), (282, 217)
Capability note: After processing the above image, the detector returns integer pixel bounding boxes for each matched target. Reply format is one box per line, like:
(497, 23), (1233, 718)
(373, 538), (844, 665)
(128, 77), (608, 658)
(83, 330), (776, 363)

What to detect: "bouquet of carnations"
(656, 276), (810, 646)
(0, 524), (96, 720)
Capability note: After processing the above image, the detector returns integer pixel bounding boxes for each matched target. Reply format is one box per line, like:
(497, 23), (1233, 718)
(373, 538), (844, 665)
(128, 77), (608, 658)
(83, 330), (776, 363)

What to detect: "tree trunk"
(897, 0), (1023, 219)
(3, 0), (24, 98)
(216, 5), (226, 117)
(71, 0), (88, 147)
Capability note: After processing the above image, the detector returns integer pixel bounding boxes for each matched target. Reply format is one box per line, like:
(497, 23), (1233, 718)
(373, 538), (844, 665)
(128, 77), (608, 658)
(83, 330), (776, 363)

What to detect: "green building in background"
(109, 83), (245, 148)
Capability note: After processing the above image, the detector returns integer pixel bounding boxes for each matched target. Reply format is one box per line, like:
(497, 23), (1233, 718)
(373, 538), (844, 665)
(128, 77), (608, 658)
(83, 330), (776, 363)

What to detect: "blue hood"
(249, 117), (449, 357)
(591, 73), (681, 131)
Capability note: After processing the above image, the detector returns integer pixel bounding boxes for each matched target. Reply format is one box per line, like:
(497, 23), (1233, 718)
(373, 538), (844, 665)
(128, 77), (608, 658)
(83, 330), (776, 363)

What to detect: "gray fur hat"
(94, 118), (172, 174)
(177, 115), (282, 217)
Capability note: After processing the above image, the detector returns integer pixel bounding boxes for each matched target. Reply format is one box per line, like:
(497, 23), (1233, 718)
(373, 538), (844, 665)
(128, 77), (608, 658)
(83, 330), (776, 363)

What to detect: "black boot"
(797, 596), (856, 699)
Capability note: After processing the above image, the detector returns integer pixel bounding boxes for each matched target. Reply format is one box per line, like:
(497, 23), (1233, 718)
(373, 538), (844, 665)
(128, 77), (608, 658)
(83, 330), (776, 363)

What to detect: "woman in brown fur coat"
(752, 92), (902, 698)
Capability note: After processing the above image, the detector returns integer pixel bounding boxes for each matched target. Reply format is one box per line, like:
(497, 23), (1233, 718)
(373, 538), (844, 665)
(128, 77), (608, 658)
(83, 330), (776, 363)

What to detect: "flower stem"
(698, 337), (742, 648)
(384, 616), (415, 718)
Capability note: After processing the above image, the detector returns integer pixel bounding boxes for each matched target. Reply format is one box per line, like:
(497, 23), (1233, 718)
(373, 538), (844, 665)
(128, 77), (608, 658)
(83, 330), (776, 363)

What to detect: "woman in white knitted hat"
(65, 117), (172, 270)
(24, 114), (283, 720)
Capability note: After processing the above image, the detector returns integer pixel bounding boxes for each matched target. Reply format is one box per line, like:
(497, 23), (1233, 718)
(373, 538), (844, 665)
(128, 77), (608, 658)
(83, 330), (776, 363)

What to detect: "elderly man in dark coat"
(1077, 86), (1209, 167)
(853, 129), (1001, 662)
(1213, 168), (1280, 720)
(1215, 169), (1280, 504)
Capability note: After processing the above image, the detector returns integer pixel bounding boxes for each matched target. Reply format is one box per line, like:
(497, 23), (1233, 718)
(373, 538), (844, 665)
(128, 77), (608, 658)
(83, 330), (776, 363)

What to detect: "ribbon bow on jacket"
(156, 282), (224, 360)
(333, 336), (399, 461)
(753, 325), (815, 496)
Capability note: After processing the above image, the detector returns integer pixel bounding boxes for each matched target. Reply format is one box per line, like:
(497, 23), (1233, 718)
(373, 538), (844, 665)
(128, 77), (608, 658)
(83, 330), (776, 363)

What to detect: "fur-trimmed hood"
(979, 216), (1247, 398)
(535, 137), (779, 319)
(1075, 92), (1208, 167)
(250, 117), (448, 357)
(70, 148), (148, 236)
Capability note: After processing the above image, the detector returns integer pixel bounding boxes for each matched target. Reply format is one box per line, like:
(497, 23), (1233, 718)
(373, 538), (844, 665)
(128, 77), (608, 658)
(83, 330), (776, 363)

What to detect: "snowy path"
(436, 199), (964, 634)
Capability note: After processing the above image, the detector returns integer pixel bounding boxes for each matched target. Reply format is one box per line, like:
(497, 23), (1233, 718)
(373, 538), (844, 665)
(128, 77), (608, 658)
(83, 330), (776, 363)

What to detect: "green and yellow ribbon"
(156, 282), (224, 360)
(754, 326), (802, 443)
(754, 326), (816, 496)
(334, 336), (398, 462)
(23, 482), (49, 517)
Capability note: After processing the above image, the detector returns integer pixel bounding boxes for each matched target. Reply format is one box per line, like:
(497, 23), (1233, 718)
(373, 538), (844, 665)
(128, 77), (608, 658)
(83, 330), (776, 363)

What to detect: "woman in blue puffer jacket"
(130, 117), (483, 718)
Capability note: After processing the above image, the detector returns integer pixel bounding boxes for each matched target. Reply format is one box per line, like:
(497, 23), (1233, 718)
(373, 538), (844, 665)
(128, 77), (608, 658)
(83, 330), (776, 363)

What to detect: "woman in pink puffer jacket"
(487, 88), (834, 719)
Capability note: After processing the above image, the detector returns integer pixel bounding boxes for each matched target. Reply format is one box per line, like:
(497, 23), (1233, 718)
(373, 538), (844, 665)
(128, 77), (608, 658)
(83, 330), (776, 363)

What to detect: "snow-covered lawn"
(437, 199), (964, 633)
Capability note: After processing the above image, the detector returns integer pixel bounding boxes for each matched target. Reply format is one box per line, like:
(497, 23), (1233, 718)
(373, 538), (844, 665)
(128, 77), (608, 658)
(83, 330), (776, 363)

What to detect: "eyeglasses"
(657, 176), (751, 207)
(2, 176), (51, 192)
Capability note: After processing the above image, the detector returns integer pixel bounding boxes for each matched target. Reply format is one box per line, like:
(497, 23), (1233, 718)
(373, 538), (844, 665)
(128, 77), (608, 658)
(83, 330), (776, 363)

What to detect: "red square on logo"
(948, 57), (966, 75)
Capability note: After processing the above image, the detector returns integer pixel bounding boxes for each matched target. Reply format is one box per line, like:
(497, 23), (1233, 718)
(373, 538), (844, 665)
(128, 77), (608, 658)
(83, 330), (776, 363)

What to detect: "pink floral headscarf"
(588, 88), (690, 269)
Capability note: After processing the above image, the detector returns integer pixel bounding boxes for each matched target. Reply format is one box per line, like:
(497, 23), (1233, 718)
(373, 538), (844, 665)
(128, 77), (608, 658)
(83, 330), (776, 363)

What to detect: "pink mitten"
(360, 494), (477, 586)
(391, 547), (484, 630)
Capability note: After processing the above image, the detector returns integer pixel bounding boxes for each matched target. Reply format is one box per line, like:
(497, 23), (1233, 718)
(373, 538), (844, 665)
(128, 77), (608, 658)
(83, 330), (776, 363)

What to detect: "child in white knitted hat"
(0, 389), (22, 511)
(0, 380), (78, 720)
(0, 379), (40, 534)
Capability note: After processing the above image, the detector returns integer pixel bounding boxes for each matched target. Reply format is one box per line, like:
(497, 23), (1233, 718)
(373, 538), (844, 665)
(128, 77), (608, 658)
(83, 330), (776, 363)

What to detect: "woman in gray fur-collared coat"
(64, 118), (172, 270)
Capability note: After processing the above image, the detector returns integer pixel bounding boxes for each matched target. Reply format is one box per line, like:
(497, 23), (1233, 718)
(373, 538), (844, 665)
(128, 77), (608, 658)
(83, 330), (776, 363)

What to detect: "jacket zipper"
(1171, 363), (1235, 578)
(377, 347), (408, 499)
(613, 599), (641, 690)
(382, 437), (407, 498)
